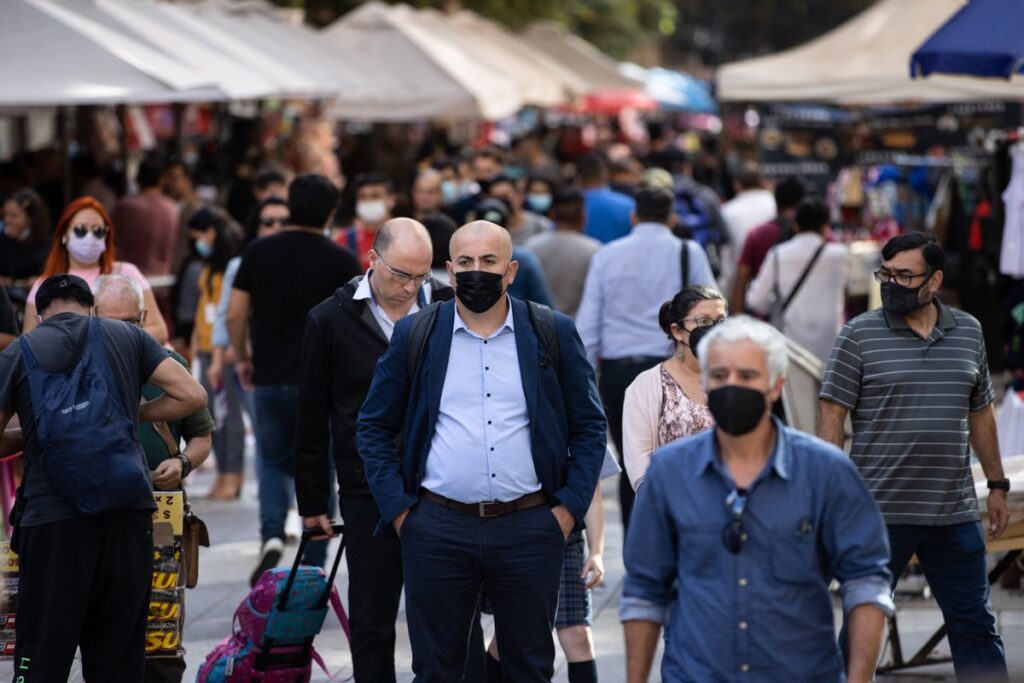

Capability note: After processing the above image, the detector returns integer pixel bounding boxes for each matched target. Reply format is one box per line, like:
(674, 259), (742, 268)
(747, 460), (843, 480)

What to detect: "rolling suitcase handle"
(278, 523), (345, 612)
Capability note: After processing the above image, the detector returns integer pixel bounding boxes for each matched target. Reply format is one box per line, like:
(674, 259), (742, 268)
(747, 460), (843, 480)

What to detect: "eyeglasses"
(72, 224), (109, 239)
(375, 252), (430, 286)
(259, 216), (288, 228)
(721, 488), (748, 554)
(873, 267), (930, 287)
(680, 317), (726, 330)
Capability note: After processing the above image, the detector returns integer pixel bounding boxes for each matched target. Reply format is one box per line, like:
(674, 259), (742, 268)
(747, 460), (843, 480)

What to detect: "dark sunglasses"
(721, 488), (748, 554)
(259, 216), (288, 228)
(72, 224), (109, 239)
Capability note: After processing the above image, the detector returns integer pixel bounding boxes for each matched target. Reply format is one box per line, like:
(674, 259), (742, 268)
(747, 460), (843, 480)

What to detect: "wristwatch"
(987, 478), (1011, 492)
(175, 453), (193, 479)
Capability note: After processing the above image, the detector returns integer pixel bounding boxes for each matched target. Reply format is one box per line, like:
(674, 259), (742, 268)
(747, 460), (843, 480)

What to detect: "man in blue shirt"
(358, 221), (606, 681)
(580, 154), (635, 244)
(621, 316), (892, 683)
(576, 185), (716, 545)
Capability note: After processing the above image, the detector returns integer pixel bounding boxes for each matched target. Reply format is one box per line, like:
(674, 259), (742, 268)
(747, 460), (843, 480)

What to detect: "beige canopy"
(716, 0), (1024, 104)
(521, 21), (643, 93)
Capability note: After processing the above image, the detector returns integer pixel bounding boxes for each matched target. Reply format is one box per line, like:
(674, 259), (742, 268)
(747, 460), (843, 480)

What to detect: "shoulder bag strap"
(680, 240), (690, 288)
(782, 242), (827, 313)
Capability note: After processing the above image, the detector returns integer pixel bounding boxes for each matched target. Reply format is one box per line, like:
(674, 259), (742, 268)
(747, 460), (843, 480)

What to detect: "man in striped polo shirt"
(818, 232), (1009, 682)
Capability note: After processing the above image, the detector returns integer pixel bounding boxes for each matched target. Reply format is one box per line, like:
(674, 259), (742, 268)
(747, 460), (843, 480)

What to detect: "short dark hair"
(254, 167), (287, 192)
(550, 188), (584, 225)
(774, 177), (806, 211)
(431, 158), (456, 174)
(136, 154), (164, 190)
(795, 197), (830, 233)
(36, 273), (94, 315)
(881, 231), (945, 273)
(487, 175), (518, 193)
(735, 162), (763, 190)
(288, 174), (339, 229)
(578, 154), (608, 184)
(658, 286), (726, 340)
(353, 172), (394, 194)
(421, 213), (457, 269)
(634, 186), (674, 224)
(473, 146), (505, 165)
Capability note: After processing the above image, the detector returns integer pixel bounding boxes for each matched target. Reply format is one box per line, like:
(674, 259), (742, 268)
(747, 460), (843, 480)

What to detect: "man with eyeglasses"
(295, 218), (452, 682)
(94, 273), (213, 683)
(622, 316), (892, 683)
(819, 232), (1010, 681)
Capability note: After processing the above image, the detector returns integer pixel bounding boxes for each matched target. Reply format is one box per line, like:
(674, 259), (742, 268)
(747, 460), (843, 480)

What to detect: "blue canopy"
(646, 68), (718, 113)
(911, 0), (1024, 79)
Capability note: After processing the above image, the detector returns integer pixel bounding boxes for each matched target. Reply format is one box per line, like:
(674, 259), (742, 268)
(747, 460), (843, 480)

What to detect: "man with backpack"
(0, 274), (206, 682)
(357, 221), (607, 681)
(296, 218), (453, 683)
(575, 186), (716, 544)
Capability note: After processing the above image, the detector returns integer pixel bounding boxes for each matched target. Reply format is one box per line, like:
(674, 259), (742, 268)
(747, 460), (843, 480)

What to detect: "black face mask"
(684, 323), (718, 360)
(880, 281), (928, 317)
(455, 270), (505, 314)
(707, 385), (768, 436)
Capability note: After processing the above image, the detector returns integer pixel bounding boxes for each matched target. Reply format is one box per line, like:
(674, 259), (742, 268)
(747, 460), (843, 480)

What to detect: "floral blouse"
(657, 365), (714, 447)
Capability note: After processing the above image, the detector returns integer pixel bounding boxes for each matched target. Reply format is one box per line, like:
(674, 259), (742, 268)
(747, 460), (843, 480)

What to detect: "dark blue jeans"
(401, 498), (565, 682)
(842, 521), (1007, 682)
(253, 384), (326, 567)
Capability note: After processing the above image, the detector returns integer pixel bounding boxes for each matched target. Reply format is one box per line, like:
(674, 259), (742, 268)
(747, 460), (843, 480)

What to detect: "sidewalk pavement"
(4, 457), (1022, 682)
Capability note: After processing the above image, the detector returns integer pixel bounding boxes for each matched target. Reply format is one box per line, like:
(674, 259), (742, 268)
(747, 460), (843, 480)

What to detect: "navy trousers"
(401, 498), (565, 682)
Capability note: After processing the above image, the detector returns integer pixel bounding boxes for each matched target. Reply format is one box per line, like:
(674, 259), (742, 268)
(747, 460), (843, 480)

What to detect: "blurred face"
(488, 181), (520, 213)
(258, 204), (288, 238)
(412, 174), (442, 214)
(368, 239), (433, 310)
(527, 179), (552, 196)
(2, 200), (29, 238)
(472, 156), (502, 183)
(188, 226), (216, 254)
(65, 208), (108, 243)
(671, 299), (727, 348)
(255, 182), (287, 203)
(162, 165), (193, 201)
(94, 292), (146, 327)
(703, 339), (783, 404)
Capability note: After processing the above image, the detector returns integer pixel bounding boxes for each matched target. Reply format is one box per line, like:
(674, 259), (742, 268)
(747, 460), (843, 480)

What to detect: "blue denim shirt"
(621, 420), (893, 682)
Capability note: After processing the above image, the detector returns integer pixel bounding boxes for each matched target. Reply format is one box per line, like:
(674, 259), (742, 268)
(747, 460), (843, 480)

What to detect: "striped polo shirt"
(819, 300), (993, 526)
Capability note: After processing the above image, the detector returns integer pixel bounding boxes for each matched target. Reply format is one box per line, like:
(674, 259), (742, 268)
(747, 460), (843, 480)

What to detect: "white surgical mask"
(66, 233), (106, 265)
(441, 180), (458, 205)
(356, 200), (389, 225)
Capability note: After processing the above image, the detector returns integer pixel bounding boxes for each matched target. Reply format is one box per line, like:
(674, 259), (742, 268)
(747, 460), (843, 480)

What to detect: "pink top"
(28, 261), (150, 305)
(657, 365), (714, 447)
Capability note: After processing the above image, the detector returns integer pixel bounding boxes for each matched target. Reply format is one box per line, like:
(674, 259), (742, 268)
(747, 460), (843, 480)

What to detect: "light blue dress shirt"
(211, 255), (241, 349)
(620, 420), (893, 682)
(575, 222), (717, 367)
(422, 299), (541, 504)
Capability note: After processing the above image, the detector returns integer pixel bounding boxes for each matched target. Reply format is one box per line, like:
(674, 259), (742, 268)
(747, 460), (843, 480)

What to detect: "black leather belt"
(601, 355), (665, 366)
(419, 489), (548, 518)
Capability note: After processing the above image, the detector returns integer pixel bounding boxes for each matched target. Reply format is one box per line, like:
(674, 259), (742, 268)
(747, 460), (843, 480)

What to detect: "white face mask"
(66, 233), (106, 265)
(356, 200), (389, 224)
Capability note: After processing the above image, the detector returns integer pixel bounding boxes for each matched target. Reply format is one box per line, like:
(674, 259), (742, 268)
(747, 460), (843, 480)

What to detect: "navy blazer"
(357, 297), (607, 537)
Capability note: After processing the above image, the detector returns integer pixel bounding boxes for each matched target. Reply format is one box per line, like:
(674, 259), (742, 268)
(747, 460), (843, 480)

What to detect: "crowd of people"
(0, 119), (1015, 683)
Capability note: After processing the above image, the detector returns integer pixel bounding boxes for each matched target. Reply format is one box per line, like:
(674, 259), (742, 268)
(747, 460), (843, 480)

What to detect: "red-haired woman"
(23, 196), (169, 343)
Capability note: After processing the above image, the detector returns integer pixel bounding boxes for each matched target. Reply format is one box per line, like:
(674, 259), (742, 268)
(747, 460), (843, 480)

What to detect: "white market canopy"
(521, 21), (643, 93)
(716, 0), (1024, 104)
(0, 0), (221, 107)
(320, 2), (524, 121)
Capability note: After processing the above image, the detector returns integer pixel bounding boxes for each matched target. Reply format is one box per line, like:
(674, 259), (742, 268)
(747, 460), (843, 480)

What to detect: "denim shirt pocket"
(678, 524), (720, 579)
(770, 528), (819, 585)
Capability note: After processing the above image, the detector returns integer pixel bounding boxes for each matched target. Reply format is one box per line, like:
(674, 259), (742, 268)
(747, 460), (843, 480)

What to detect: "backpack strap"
(680, 240), (690, 289)
(406, 302), (443, 380)
(328, 585), (351, 642)
(526, 301), (559, 373)
(782, 242), (827, 313)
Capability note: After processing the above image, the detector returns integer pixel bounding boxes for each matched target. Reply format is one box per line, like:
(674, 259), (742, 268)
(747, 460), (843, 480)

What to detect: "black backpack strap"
(680, 240), (690, 288)
(526, 301), (560, 373)
(406, 302), (442, 380)
(782, 242), (827, 313)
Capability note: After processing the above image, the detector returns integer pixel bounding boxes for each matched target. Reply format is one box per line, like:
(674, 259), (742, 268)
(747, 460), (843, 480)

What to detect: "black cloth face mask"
(684, 323), (719, 360)
(455, 270), (505, 314)
(880, 281), (928, 317)
(707, 385), (768, 436)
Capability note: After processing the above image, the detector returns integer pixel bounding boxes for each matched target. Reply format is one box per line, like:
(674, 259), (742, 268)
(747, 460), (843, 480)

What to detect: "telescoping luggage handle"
(278, 523), (346, 612)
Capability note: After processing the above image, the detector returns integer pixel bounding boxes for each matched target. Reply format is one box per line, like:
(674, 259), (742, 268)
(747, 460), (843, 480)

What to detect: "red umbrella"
(580, 89), (657, 114)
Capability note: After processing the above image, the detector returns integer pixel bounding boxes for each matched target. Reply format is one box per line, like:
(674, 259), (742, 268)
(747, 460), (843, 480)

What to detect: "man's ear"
(930, 268), (944, 293)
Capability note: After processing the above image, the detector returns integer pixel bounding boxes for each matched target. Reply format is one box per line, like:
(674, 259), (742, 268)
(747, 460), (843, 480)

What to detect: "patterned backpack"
(196, 527), (350, 682)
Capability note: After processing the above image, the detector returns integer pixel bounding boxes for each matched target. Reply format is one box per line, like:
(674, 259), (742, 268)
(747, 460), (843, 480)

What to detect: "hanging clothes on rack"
(1000, 142), (1024, 278)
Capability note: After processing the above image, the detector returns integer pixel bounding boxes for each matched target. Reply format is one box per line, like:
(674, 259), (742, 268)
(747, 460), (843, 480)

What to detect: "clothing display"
(1000, 144), (1024, 278)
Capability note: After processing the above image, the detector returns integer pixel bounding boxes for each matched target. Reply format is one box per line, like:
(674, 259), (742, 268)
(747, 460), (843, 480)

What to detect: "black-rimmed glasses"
(376, 252), (430, 286)
(873, 267), (930, 287)
(721, 488), (748, 554)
